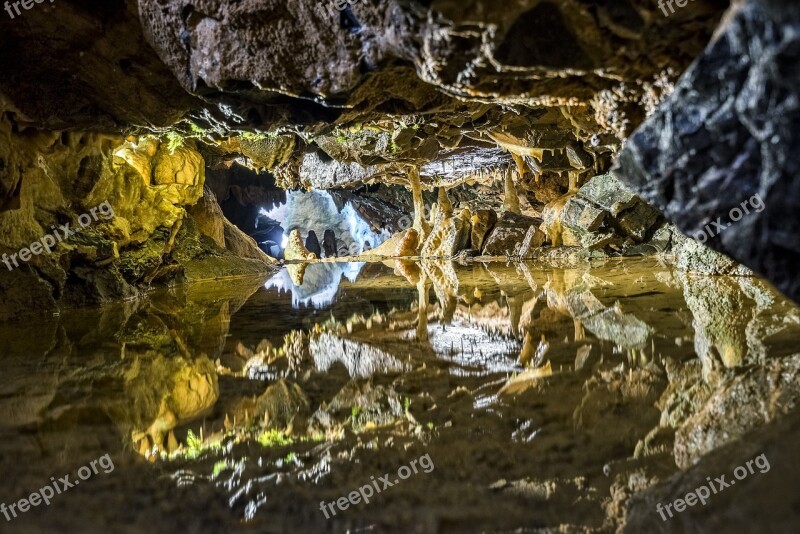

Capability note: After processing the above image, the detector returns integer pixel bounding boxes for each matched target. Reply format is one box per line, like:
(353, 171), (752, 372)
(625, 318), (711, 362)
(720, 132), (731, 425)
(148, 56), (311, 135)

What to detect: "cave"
(1, 0), (799, 532)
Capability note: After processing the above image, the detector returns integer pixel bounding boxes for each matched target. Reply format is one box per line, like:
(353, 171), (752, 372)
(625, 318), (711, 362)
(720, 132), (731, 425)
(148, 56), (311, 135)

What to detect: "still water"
(1, 257), (798, 532)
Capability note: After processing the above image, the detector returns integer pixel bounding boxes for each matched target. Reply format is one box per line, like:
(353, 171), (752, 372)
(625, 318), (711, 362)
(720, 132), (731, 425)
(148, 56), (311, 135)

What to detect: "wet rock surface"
(0, 0), (727, 217)
(0, 128), (276, 320)
(614, 0), (800, 303)
(0, 258), (798, 532)
(482, 212), (544, 256)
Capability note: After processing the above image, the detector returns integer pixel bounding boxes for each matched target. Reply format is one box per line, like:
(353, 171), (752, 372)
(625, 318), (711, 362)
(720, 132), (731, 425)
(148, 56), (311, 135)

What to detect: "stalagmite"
(409, 166), (431, 241)
(503, 166), (521, 215)
(285, 229), (317, 261)
(438, 186), (454, 219)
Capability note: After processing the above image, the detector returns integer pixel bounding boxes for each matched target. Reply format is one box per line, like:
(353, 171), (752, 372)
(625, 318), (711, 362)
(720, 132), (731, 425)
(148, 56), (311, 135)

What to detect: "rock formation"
(615, 0), (800, 303)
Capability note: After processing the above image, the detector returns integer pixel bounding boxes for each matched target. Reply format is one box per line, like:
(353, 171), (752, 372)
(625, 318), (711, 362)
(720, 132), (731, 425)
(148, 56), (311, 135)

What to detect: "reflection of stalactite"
(574, 318), (585, 341)
(416, 272), (430, 342)
(506, 294), (523, 338)
(424, 260), (459, 323)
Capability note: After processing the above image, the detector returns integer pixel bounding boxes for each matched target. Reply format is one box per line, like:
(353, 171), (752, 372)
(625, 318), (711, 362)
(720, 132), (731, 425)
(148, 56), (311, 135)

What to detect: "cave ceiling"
(0, 0), (727, 185)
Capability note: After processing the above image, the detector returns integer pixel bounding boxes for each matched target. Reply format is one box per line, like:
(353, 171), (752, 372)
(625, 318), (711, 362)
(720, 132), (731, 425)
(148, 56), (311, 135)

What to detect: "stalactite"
(511, 153), (528, 182)
(568, 170), (581, 192)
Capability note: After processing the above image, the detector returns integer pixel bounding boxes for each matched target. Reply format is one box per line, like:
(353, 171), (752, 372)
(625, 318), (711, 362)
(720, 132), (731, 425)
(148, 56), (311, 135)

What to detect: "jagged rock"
(614, 0), (800, 303)
(284, 229), (317, 261)
(563, 196), (607, 233)
(483, 211), (544, 256)
(420, 209), (471, 258)
(673, 233), (752, 276)
(540, 174), (666, 252)
(674, 354), (800, 469)
(518, 225), (547, 257)
(300, 151), (379, 190)
(566, 143), (593, 169)
(222, 219), (276, 266)
(623, 221), (677, 256)
(470, 209), (498, 251)
(541, 195), (580, 247)
(578, 173), (639, 217)
(188, 187), (226, 249)
(367, 228), (420, 257)
(615, 201), (660, 242)
(153, 143), (205, 189)
(217, 134), (296, 170)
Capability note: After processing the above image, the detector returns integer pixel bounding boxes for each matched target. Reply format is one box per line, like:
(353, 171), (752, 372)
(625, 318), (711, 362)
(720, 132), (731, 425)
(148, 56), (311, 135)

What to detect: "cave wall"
(615, 0), (800, 303)
(0, 122), (274, 321)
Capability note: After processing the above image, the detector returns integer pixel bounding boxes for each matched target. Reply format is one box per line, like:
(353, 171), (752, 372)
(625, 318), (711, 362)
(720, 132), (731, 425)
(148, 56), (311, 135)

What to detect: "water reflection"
(265, 261), (365, 308)
(1, 259), (800, 532)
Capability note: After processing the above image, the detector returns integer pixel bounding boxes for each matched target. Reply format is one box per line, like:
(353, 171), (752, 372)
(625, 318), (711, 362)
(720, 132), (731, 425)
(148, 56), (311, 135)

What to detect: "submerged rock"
(674, 354), (800, 469)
